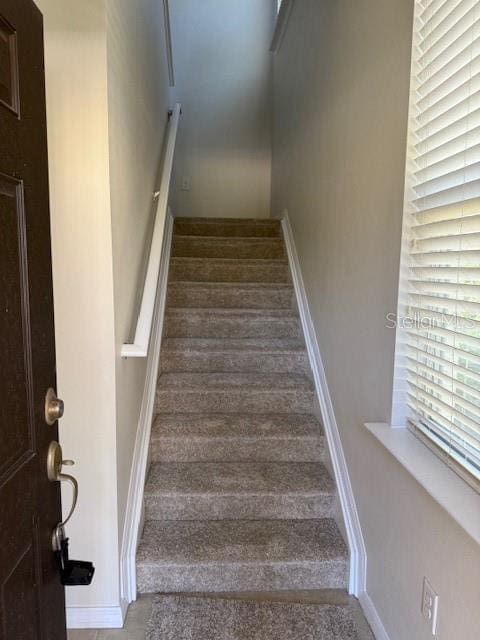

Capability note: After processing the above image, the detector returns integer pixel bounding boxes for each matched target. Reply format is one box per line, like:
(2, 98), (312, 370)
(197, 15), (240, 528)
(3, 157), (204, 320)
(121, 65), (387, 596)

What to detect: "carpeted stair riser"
(169, 257), (290, 283)
(174, 218), (281, 238)
(144, 462), (335, 521)
(145, 491), (334, 522)
(164, 309), (302, 339)
(172, 236), (286, 260)
(167, 282), (295, 310)
(136, 519), (348, 593)
(137, 559), (348, 595)
(160, 348), (309, 374)
(156, 387), (315, 414)
(151, 434), (324, 462)
(150, 414), (325, 462)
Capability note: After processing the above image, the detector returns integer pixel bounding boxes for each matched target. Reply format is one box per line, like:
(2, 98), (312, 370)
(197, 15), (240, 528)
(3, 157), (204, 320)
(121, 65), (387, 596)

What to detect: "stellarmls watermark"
(385, 312), (476, 331)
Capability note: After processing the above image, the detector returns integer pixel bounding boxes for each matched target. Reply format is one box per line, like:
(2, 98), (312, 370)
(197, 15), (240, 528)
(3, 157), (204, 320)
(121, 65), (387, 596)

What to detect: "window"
(394, 0), (480, 492)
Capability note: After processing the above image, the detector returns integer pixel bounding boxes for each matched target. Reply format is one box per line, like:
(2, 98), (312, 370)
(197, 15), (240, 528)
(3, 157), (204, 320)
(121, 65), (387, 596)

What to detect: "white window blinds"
(399, 0), (480, 491)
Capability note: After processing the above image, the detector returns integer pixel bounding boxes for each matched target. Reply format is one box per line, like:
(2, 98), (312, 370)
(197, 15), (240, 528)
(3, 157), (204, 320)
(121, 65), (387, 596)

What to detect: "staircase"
(136, 217), (348, 594)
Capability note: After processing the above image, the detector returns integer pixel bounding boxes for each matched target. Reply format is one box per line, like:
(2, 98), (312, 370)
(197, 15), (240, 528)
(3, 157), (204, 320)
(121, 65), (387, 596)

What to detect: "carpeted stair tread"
(160, 352), (309, 374)
(161, 337), (305, 352)
(137, 518), (346, 565)
(164, 308), (301, 339)
(170, 256), (288, 264)
(136, 518), (348, 593)
(174, 216), (280, 222)
(167, 281), (295, 309)
(175, 216), (279, 220)
(174, 218), (282, 238)
(166, 307), (298, 318)
(152, 413), (322, 438)
(168, 281), (293, 291)
(157, 372), (314, 390)
(145, 461), (334, 495)
(144, 461), (335, 520)
(146, 594), (365, 640)
(150, 413), (324, 462)
(170, 257), (289, 284)
(172, 235), (286, 259)
(160, 338), (309, 373)
(155, 373), (315, 413)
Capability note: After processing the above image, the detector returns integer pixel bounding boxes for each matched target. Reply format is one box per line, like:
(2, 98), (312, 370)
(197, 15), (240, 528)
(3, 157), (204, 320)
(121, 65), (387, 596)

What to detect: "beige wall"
(106, 0), (171, 551)
(37, 0), (119, 610)
(37, 0), (171, 617)
(272, 2), (480, 639)
(169, 0), (274, 218)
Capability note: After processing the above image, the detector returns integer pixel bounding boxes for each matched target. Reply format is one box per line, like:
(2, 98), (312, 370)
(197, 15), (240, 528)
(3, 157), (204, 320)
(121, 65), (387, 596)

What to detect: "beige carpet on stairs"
(146, 594), (368, 640)
(137, 217), (373, 638)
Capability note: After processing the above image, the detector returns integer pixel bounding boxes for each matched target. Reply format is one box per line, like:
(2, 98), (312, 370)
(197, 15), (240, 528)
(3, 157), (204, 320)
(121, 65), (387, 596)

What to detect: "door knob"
(45, 388), (64, 425)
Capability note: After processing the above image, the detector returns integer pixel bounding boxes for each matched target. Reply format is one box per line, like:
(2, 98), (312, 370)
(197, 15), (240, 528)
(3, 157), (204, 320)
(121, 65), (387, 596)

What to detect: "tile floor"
(67, 595), (153, 640)
(67, 591), (374, 640)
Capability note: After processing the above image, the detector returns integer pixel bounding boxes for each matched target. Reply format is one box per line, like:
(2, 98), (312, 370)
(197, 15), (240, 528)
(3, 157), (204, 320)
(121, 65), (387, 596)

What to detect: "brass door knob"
(45, 388), (64, 425)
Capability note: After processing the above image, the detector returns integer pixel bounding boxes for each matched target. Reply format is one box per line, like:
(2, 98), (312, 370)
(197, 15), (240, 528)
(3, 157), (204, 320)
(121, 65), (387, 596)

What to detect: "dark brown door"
(0, 0), (66, 638)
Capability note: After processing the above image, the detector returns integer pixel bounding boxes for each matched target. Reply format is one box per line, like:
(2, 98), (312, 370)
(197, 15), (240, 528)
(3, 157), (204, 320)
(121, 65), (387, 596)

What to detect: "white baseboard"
(280, 210), (367, 597)
(66, 599), (128, 629)
(120, 210), (174, 604)
(359, 591), (391, 640)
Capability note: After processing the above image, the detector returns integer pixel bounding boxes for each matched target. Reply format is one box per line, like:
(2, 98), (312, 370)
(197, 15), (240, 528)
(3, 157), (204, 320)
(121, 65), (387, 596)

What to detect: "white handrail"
(121, 103), (181, 358)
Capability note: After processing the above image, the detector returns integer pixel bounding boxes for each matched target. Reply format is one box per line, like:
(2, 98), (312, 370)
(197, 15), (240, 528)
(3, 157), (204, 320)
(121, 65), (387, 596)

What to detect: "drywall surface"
(106, 0), (171, 555)
(271, 1), (480, 639)
(169, 0), (274, 218)
(37, 0), (119, 610)
(37, 0), (172, 617)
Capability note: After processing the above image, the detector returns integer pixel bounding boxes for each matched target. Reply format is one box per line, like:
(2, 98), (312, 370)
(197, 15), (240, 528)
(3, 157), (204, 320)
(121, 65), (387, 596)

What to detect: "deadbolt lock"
(45, 388), (64, 425)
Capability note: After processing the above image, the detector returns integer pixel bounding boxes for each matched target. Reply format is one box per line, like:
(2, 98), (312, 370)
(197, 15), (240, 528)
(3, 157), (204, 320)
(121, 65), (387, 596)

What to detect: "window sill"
(365, 423), (480, 545)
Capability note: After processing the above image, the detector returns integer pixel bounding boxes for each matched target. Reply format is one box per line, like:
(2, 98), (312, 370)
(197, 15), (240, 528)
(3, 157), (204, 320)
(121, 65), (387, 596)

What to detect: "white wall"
(106, 0), (171, 555)
(37, 0), (171, 621)
(169, 0), (274, 218)
(37, 0), (119, 611)
(272, 2), (480, 639)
